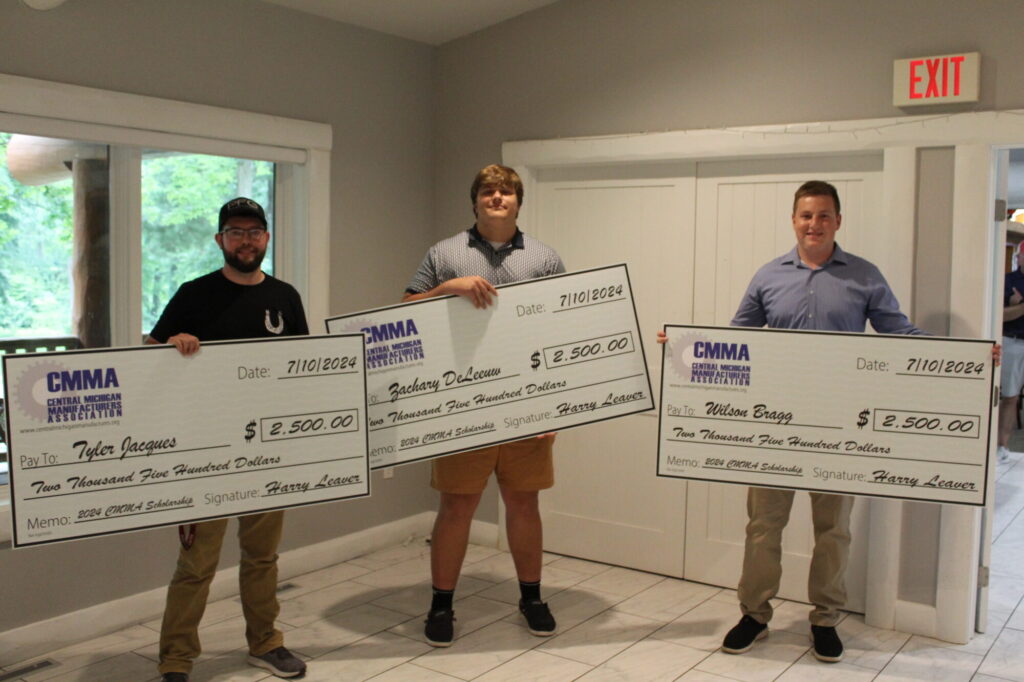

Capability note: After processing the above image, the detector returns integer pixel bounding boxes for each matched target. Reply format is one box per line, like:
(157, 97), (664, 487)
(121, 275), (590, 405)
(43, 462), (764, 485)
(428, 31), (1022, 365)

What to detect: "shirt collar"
(782, 243), (849, 269)
(468, 224), (525, 251)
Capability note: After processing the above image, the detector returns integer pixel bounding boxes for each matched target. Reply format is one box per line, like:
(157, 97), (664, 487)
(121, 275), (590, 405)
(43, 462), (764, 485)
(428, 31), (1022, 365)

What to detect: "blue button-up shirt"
(731, 244), (923, 334)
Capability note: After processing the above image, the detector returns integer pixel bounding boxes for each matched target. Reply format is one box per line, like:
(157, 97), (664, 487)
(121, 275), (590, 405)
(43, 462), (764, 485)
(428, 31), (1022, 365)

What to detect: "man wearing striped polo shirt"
(403, 164), (565, 646)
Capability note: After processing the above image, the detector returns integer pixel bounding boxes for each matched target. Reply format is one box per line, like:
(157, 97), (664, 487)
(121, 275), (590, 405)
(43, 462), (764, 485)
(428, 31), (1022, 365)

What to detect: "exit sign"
(893, 52), (980, 106)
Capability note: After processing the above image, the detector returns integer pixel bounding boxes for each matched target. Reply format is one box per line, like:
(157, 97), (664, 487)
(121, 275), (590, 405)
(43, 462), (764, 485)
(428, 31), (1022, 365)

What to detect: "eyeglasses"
(221, 227), (267, 241)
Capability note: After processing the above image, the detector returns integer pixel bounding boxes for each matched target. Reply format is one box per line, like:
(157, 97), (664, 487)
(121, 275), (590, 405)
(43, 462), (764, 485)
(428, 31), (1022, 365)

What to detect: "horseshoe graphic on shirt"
(265, 309), (284, 334)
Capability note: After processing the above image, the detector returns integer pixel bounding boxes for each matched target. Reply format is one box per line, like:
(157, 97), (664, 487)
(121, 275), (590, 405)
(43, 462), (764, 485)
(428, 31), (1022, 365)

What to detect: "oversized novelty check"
(657, 326), (995, 505)
(2, 335), (368, 547)
(326, 264), (654, 468)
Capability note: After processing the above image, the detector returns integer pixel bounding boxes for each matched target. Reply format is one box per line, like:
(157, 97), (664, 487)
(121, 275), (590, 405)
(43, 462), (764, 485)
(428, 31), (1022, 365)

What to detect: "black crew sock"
(431, 586), (454, 612)
(519, 580), (542, 603)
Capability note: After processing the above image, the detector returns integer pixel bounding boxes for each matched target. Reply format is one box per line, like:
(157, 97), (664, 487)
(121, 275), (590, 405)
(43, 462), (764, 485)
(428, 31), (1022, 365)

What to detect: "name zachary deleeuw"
(376, 380), (567, 426)
(387, 365), (503, 402)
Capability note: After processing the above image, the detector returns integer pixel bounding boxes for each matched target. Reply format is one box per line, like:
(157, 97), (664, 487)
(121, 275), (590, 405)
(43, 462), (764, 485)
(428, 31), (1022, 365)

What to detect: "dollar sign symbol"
(244, 419), (257, 443)
(530, 351), (541, 370)
(857, 409), (870, 429)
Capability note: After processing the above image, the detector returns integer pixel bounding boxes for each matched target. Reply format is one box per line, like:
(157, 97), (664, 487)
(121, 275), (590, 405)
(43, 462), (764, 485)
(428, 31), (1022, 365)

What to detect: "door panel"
(527, 157), (880, 601)
(686, 157), (882, 610)
(531, 165), (695, 575)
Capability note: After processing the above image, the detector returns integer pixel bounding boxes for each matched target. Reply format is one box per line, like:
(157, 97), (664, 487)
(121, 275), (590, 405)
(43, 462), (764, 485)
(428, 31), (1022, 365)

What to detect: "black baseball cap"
(218, 197), (267, 231)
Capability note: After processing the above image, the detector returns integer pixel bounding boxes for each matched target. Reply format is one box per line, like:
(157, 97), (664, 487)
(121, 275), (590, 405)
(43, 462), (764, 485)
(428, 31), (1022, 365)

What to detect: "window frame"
(0, 73), (333, 541)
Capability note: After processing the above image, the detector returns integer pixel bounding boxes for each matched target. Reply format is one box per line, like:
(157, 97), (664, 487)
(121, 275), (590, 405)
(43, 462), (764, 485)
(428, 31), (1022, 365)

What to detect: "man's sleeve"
(730, 275), (767, 328)
(550, 253), (566, 276)
(1004, 274), (1015, 307)
(148, 285), (188, 343)
(866, 267), (926, 335)
(405, 249), (438, 294)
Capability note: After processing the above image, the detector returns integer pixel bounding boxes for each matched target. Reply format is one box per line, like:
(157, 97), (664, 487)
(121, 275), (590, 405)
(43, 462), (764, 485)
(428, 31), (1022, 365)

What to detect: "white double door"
(528, 156), (885, 610)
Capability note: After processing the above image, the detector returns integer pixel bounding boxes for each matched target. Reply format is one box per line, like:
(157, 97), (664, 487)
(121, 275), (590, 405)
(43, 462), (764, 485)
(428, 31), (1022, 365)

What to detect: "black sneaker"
(810, 625), (844, 662)
(519, 598), (557, 636)
(161, 674), (189, 682)
(721, 615), (768, 654)
(247, 645), (307, 678)
(425, 608), (455, 647)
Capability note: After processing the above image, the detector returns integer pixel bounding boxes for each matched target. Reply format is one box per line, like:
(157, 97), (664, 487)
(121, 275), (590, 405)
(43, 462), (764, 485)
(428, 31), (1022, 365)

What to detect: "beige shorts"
(430, 437), (554, 494)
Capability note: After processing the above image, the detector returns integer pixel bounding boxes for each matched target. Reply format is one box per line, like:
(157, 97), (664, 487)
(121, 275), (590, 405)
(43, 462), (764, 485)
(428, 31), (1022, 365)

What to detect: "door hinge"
(996, 198), (1008, 222)
(979, 565), (990, 588)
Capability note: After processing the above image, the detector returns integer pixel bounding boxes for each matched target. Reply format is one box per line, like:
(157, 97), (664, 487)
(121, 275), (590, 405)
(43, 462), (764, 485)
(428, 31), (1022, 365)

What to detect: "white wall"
(435, 0), (1024, 237)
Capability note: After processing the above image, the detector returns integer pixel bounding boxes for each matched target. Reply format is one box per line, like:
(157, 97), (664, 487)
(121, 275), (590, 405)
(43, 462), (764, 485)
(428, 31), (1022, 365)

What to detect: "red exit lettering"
(909, 55), (966, 99)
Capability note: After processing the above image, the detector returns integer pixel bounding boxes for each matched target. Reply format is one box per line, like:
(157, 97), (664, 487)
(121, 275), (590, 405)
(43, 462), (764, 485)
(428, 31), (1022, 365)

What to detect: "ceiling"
(258, 0), (562, 45)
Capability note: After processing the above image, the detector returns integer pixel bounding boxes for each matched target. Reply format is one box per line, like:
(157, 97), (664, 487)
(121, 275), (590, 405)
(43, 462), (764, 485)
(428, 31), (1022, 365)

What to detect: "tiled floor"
(5, 453), (1024, 681)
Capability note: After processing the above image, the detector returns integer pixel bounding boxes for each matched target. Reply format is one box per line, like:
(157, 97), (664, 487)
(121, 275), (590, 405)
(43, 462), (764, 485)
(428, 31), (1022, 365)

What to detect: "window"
(0, 133), (112, 481)
(0, 133), (76, 340)
(0, 72), (332, 516)
(140, 152), (276, 333)
(0, 144), (282, 477)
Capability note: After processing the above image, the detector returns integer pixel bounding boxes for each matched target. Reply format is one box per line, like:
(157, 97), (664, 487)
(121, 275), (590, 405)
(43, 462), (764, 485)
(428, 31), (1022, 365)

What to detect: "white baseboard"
(0, 511), (437, 667)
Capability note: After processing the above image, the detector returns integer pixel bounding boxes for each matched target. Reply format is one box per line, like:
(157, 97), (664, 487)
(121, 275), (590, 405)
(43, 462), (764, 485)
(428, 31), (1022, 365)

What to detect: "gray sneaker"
(247, 646), (307, 678)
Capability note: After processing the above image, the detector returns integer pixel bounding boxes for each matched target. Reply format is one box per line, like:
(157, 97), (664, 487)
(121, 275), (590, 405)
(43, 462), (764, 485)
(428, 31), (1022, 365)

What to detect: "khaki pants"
(158, 512), (285, 675)
(738, 487), (853, 627)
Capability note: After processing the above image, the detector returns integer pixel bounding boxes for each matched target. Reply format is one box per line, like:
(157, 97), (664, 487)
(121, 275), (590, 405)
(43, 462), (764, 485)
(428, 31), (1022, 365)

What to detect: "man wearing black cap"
(146, 197), (308, 681)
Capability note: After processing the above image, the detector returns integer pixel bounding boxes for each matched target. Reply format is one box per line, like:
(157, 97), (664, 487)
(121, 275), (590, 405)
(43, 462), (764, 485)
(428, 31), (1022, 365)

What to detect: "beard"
(222, 245), (266, 273)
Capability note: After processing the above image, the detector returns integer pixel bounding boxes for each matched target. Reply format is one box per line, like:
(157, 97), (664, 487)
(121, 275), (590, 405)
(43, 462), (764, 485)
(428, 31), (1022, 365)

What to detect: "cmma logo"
(667, 334), (752, 387)
(692, 342), (750, 362)
(46, 367), (120, 392)
(14, 361), (124, 424)
(361, 318), (419, 345)
(334, 316), (426, 371)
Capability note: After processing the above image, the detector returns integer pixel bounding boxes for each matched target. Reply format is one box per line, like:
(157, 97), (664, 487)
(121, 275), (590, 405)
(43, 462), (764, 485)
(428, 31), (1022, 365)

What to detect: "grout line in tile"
(972, 670), (1021, 682)
(994, 497), (1024, 544)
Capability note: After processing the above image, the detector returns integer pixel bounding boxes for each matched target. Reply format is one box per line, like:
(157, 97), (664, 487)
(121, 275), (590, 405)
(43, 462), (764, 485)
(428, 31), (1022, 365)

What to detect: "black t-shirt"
(149, 270), (309, 343)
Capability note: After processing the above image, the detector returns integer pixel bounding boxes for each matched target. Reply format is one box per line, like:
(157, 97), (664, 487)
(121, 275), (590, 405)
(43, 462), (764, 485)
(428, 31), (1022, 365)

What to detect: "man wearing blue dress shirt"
(720, 180), (924, 663)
